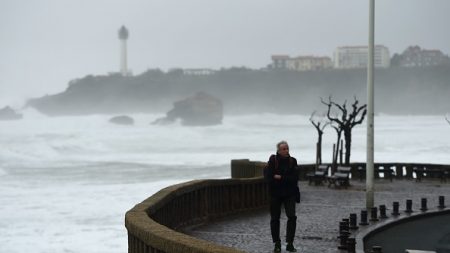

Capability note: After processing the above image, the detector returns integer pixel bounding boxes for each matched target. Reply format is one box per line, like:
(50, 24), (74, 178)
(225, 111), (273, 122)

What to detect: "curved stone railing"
(125, 178), (269, 253)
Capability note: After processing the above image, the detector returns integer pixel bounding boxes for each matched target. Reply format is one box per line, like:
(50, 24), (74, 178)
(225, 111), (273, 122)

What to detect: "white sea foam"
(0, 167), (6, 177)
(0, 113), (449, 253)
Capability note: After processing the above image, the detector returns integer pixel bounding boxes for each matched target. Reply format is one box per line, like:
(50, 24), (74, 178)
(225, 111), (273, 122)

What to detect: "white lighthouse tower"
(118, 25), (129, 76)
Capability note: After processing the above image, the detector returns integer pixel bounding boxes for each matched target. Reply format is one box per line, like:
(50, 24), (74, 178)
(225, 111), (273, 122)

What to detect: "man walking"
(265, 140), (299, 252)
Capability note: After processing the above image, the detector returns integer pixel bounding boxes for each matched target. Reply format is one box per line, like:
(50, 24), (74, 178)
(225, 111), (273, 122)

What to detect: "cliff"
(26, 66), (450, 115)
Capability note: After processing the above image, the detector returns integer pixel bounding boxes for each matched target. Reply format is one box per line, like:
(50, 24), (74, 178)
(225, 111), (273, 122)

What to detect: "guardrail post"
(392, 201), (400, 216)
(339, 221), (349, 235)
(405, 199), (413, 214)
(347, 237), (356, 253)
(370, 207), (379, 222)
(359, 210), (369, 225)
(349, 213), (358, 230)
(420, 198), (428, 211)
(438, 196), (446, 209)
(379, 205), (387, 219)
(338, 230), (350, 250)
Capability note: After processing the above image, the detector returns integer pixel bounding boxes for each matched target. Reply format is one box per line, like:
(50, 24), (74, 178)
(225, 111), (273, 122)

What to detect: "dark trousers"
(270, 195), (297, 243)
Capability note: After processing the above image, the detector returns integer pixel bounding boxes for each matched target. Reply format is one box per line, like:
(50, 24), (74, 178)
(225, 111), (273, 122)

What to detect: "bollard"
(359, 210), (369, 225)
(347, 237), (356, 253)
(339, 221), (348, 235)
(338, 231), (350, 250)
(342, 218), (350, 228)
(349, 213), (359, 230)
(379, 205), (388, 219)
(420, 198), (428, 211)
(392, 201), (400, 216)
(371, 246), (383, 252)
(370, 207), (379, 222)
(438, 196), (446, 209)
(405, 199), (413, 213)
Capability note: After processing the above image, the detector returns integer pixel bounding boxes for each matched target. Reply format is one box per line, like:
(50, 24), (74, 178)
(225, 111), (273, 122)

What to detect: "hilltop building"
(271, 55), (290, 70)
(183, 68), (217, 76)
(334, 45), (390, 69)
(270, 55), (333, 71)
(392, 46), (450, 67)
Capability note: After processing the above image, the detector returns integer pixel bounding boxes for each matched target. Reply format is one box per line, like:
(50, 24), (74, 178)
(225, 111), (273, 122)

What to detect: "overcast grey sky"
(1, 0), (449, 105)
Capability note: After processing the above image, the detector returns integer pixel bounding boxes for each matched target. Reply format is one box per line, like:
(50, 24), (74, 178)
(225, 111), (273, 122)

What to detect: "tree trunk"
(334, 130), (342, 172)
(318, 132), (323, 164)
(316, 143), (319, 168)
(332, 144), (336, 173)
(344, 128), (352, 165)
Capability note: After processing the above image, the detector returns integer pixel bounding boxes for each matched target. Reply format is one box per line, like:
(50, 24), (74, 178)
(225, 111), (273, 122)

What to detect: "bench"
(413, 166), (448, 182)
(375, 166), (395, 182)
(306, 164), (329, 185)
(327, 166), (351, 188)
(357, 166), (395, 182)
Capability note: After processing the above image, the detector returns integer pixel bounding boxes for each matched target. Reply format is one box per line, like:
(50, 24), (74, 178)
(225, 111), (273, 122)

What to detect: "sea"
(0, 109), (449, 253)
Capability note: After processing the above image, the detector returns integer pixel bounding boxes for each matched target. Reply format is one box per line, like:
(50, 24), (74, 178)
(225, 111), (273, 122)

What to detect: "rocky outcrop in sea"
(0, 106), (23, 120)
(109, 115), (134, 125)
(152, 92), (223, 126)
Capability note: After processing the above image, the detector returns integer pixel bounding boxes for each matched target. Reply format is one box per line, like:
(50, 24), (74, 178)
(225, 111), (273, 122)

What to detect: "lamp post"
(366, 0), (375, 209)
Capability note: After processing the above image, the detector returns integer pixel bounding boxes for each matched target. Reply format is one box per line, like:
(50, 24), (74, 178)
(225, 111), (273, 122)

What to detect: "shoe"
(273, 242), (281, 253)
(286, 243), (297, 252)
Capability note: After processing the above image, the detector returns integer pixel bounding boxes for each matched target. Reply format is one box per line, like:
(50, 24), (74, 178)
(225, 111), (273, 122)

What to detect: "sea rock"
(109, 115), (134, 125)
(153, 92), (223, 126)
(0, 106), (23, 120)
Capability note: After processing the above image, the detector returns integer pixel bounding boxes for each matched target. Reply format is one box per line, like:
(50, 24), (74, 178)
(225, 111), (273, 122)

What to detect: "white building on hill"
(271, 55), (332, 71)
(334, 45), (390, 69)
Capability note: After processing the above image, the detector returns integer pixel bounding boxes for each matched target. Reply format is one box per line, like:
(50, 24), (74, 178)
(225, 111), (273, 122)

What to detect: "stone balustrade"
(231, 159), (450, 181)
(125, 178), (269, 253)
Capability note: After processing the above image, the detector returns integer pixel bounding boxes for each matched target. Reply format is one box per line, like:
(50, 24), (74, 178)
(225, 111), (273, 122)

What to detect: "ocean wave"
(0, 114), (449, 172)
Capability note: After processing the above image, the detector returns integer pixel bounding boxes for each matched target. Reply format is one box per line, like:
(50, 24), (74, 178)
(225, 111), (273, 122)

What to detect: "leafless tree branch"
(321, 96), (343, 125)
(310, 111), (330, 132)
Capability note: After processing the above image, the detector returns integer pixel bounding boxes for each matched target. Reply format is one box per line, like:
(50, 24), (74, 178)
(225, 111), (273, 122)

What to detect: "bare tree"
(330, 122), (343, 169)
(321, 96), (367, 165)
(309, 111), (329, 167)
(446, 115), (450, 125)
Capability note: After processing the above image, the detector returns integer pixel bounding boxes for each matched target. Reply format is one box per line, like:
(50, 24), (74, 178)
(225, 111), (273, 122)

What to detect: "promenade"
(185, 180), (450, 253)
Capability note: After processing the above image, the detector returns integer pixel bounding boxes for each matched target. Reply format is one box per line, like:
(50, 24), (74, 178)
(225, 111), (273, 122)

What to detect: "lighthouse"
(118, 25), (129, 76)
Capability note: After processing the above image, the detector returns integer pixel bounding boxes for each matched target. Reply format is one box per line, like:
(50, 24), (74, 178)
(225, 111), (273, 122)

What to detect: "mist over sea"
(0, 109), (449, 253)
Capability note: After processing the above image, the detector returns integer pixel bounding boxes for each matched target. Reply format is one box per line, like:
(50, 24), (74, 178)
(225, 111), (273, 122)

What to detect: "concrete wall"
(125, 178), (269, 253)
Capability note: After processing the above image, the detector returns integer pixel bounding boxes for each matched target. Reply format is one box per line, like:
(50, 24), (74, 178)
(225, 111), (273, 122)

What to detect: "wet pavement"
(184, 179), (450, 253)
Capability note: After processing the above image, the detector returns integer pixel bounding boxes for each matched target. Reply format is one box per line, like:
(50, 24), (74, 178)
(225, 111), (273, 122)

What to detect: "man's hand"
(274, 174), (282, 180)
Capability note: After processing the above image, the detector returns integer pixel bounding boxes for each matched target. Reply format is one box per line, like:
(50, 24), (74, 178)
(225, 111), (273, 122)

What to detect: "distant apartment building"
(334, 45), (390, 69)
(183, 68), (216, 75)
(271, 55), (290, 69)
(271, 55), (333, 71)
(394, 46), (450, 67)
